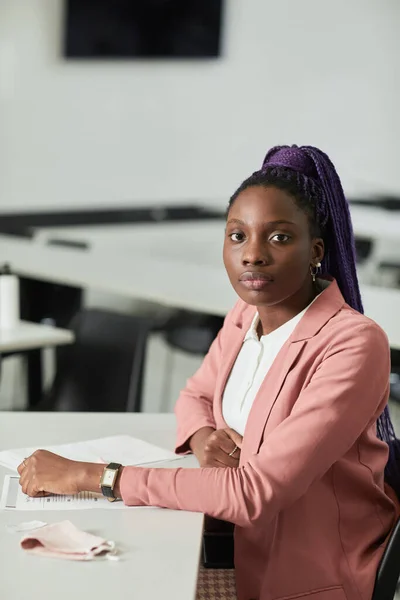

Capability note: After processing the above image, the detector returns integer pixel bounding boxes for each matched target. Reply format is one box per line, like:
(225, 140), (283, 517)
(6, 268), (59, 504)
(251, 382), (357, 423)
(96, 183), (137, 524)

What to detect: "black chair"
(354, 237), (374, 265)
(202, 516), (234, 569)
(34, 309), (152, 412)
(156, 310), (223, 411)
(163, 310), (223, 356)
(372, 518), (400, 600)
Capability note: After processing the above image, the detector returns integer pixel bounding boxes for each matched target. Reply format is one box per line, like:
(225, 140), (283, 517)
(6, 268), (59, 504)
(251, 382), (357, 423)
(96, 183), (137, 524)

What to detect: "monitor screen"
(64, 0), (224, 59)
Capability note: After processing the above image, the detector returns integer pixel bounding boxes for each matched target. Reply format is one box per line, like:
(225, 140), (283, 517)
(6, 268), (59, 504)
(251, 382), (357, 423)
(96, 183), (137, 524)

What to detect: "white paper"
(0, 475), (133, 510)
(0, 434), (178, 472)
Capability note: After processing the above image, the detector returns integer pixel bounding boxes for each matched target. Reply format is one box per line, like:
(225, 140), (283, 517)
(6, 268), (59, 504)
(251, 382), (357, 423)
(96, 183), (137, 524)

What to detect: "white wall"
(0, 0), (399, 213)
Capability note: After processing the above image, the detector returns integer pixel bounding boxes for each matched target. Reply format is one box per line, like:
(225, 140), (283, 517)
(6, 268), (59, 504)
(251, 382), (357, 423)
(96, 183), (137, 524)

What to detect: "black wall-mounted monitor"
(64, 0), (224, 59)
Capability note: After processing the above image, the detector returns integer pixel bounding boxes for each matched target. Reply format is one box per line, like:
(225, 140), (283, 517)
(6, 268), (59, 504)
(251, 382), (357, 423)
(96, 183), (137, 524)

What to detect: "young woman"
(18, 145), (400, 600)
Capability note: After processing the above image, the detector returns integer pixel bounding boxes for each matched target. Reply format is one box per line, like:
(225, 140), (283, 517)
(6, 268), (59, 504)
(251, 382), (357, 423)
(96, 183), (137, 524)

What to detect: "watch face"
(102, 469), (116, 487)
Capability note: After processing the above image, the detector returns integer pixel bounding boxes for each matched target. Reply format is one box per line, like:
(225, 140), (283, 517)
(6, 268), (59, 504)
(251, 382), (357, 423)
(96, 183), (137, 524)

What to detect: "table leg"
(26, 349), (43, 408)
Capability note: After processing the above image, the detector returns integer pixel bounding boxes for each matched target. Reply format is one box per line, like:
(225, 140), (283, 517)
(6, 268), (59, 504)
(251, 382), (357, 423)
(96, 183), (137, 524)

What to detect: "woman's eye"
(229, 232), (244, 242)
(270, 233), (290, 243)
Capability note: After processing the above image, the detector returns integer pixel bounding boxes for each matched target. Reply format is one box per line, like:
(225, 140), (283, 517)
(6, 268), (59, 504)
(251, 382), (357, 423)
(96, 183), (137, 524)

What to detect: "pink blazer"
(120, 280), (399, 600)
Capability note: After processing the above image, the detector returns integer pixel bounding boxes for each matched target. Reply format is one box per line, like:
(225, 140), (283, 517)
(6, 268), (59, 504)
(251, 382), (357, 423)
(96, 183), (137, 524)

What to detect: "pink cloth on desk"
(20, 520), (114, 561)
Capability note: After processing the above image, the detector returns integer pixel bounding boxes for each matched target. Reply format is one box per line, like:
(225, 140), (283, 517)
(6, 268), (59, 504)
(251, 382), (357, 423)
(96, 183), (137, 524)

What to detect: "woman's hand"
(17, 450), (103, 498)
(199, 428), (243, 468)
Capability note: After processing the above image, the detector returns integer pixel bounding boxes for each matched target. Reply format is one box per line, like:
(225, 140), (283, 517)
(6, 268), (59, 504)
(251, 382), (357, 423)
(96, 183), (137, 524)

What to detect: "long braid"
(229, 144), (400, 499)
(300, 147), (363, 312)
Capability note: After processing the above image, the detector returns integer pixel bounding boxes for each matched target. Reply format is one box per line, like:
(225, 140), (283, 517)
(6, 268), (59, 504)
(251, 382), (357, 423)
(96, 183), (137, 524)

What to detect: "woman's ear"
(312, 237), (325, 265)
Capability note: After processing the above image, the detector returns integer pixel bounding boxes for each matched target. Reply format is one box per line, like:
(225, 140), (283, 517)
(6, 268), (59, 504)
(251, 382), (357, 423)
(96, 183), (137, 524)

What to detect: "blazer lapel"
(241, 338), (307, 456)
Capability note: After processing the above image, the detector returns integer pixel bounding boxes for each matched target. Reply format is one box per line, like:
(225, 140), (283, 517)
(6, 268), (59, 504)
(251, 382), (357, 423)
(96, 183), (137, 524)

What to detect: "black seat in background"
(163, 310), (223, 356)
(371, 518), (400, 600)
(354, 237), (373, 264)
(33, 309), (152, 412)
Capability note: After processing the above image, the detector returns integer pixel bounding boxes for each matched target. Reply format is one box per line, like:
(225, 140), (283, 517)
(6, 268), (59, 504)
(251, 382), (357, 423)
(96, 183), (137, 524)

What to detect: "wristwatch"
(99, 462), (122, 502)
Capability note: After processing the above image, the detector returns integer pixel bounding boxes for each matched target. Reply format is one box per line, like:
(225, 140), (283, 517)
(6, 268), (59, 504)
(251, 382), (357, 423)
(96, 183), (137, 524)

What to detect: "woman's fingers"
(202, 443), (240, 468)
(200, 428), (242, 468)
(224, 428), (243, 449)
(212, 429), (239, 455)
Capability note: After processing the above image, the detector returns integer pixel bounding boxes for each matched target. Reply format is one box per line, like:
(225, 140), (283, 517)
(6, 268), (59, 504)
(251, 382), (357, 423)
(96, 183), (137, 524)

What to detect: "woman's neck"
(257, 282), (319, 336)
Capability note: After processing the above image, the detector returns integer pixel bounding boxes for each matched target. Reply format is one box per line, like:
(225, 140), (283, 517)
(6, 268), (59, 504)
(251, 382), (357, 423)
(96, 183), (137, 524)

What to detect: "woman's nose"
(242, 241), (270, 266)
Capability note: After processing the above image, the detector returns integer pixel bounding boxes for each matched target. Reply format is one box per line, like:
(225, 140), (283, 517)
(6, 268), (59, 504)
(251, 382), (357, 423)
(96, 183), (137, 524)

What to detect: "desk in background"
(0, 321), (74, 409)
(30, 204), (400, 289)
(349, 204), (400, 241)
(16, 204), (398, 278)
(0, 412), (202, 600)
(1, 201), (399, 243)
(0, 321), (73, 353)
(0, 204), (225, 238)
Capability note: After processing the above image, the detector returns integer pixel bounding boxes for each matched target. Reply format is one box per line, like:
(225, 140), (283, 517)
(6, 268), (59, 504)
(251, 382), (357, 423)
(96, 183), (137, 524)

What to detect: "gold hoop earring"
(310, 262), (321, 282)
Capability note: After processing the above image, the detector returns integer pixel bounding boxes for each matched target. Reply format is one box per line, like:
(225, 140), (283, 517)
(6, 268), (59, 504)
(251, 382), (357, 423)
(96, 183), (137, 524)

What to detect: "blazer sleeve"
(120, 321), (391, 528)
(174, 302), (241, 454)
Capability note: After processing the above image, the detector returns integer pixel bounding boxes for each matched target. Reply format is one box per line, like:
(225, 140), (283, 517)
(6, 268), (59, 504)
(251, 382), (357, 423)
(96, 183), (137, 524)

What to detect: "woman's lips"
(239, 271), (274, 290)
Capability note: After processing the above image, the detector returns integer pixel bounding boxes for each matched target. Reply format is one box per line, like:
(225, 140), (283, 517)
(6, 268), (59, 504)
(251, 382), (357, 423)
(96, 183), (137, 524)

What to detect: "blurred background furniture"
(163, 311), (223, 356)
(0, 321), (74, 410)
(33, 309), (153, 412)
(158, 310), (224, 411)
(0, 321), (73, 354)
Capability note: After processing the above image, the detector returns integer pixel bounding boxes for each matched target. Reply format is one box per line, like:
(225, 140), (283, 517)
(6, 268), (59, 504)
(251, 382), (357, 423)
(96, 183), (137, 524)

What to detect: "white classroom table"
(0, 233), (237, 316)
(31, 204), (400, 253)
(0, 412), (202, 600)
(34, 220), (226, 267)
(0, 321), (74, 353)
(349, 205), (400, 241)
(0, 233), (399, 349)
(31, 204), (400, 248)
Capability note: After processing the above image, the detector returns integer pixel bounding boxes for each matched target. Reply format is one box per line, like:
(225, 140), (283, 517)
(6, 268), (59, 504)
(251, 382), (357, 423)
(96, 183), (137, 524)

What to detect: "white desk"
(0, 233), (399, 349)
(349, 205), (400, 241)
(360, 286), (400, 349)
(0, 412), (202, 600)
(34, 220), (226, 268)
(0, 321), (74, 353)
(0, 233), (237, 315)
(32, 204), (400, 248)
(32, 204), (400, 255)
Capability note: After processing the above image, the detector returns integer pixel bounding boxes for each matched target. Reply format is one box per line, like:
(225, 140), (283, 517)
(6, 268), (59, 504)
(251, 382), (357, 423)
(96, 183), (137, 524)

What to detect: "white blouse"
(222, 296), (320, 436)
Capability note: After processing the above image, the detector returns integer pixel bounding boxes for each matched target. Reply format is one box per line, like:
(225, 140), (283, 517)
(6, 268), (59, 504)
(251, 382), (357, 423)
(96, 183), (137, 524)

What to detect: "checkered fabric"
(196, 567), (237, 599)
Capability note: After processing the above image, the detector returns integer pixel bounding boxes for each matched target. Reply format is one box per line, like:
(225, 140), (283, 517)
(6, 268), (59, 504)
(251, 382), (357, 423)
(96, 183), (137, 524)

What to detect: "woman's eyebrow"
(226, 219), (296, 227)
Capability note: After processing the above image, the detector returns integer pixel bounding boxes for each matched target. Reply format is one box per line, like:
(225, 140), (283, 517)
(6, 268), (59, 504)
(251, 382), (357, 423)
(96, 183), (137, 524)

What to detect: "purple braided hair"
(229, 144), (400, 498)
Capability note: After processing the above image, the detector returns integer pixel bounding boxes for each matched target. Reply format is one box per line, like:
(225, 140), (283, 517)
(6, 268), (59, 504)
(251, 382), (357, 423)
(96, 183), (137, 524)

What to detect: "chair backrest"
(39, 309), (152, 412)
(163, 310), (223, 355)
(372, 518), (400, 600)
